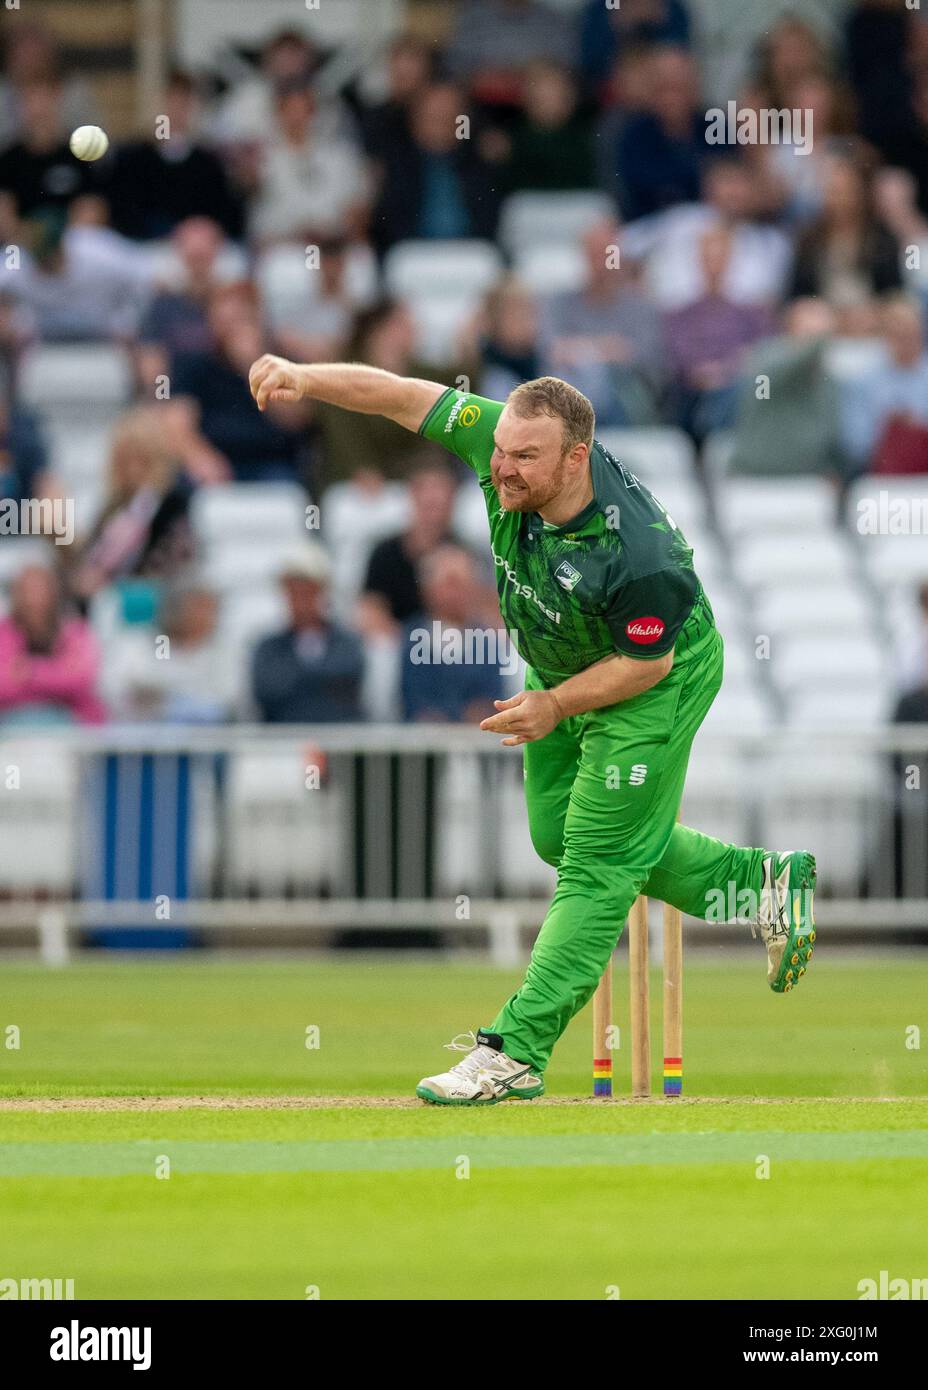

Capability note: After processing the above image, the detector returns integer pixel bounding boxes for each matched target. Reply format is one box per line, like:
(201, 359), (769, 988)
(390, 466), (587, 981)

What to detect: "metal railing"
(0, 724), (926, 961)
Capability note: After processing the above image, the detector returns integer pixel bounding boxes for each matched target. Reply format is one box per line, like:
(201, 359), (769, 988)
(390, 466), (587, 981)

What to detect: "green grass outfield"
(0, 955), (926, 1299)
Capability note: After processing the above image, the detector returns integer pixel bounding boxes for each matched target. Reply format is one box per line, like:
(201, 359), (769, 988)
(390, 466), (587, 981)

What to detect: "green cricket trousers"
(488, 629), (767, 1072)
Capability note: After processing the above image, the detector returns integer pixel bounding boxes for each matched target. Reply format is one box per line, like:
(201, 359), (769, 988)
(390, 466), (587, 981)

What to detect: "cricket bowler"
(249, 357), (817, 1105)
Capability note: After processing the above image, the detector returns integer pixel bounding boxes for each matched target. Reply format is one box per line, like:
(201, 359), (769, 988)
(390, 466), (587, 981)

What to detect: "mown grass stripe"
(1, 1130), (927, 1177)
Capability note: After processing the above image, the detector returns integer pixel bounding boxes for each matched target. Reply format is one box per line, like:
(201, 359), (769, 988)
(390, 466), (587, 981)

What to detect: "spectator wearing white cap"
(251, 543), (364, 723)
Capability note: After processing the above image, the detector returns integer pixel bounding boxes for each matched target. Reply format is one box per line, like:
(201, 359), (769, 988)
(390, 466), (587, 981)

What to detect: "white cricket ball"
(69, 125), (109, 162)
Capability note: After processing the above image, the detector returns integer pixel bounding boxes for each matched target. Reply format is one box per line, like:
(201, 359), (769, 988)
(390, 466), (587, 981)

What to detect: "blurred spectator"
(357, 34), (435, 160)
(68, 406), (195, 604)
(879, 71), (928, 220)
(314, 299), (448, 489)
(501, 62), (596, 192)
(0, 21), (99, 149)
(473, 276), (539, 398)
(0, 79), (101, 234)
(664, 226), (773, 441)
(0, 366), (49, 502)
(269, 236), (373, 364)
(753, 16), (831, 110)
(369, 81), (501, 253)
(763, 75), (856, 226)
(207, 29), (341, 149)
(171, 284), (311, 484)
(838, 295), (928, 476)
(247, 76), (368, 246)
(613, 47), (706, 220)
(105, 582), (238, 723)
(729, 297), (842, 477)
(364, 461), (459, 623)
(0, 195), (153, 341)
(107, 71), (243, 241)
(846, 0), (914, 157)
(895, 580), (928, 698)
(0, 564), (106, 725)
(623, 158), (792, 309)
(136, 217), (227, 387)
(401, 545), (505, 723)
(789, 155), (903, 328)
(446, 0), (570, 106)
(581, 0), (690, 87)
(252, 543), (364, 723)
(537, 218), (665, 426)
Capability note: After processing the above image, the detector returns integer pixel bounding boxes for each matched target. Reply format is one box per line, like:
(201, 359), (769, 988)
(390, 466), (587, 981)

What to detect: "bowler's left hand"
(480, 690), (563, 746)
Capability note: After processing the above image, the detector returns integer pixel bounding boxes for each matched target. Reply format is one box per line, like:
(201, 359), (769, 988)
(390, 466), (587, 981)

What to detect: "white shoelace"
(442, 1032), (501, 1079)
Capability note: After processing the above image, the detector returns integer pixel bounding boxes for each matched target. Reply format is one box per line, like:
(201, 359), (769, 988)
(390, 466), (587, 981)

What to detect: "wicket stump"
(592, 895), (683, 1099)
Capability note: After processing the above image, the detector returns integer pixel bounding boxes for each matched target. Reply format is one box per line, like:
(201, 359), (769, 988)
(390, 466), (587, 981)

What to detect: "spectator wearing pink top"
(0, 564), (106, 725)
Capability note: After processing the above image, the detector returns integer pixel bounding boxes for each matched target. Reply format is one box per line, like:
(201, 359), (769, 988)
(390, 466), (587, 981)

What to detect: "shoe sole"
(415, 1083), (544, 1106)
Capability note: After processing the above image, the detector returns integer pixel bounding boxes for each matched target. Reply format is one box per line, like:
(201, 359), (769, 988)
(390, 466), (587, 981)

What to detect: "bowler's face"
(490, 407), (568, 513)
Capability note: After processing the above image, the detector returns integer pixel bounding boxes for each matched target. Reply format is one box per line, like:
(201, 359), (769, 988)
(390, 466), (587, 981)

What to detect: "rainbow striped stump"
(663, 1057), (683, 1097)
(593, 1059), (613, 1097)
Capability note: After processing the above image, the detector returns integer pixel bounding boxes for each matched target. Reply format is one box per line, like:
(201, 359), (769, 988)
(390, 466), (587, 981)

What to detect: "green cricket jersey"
(419, 388), (717, 686)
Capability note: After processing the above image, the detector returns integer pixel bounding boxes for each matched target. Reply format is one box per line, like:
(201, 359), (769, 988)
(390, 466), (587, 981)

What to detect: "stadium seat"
(18, 344), (132, 410)
(513, 242), (586, 294)
(770, 633), (885, 695)
(783, 687), (891, 729)
(759, 750), (883, 894)
(594, 428), (696, 486)
(716, 477), (838, 537)
(498, 191), (616, 257)
(190, 482), (309, 551)
(383, 240), (504, 363)
(754, 581), (874, 637)
(0, 740), (77, 891)
(0, 538), (55, 588)
(224, 750), (343, 896)
(824, 337), (885, 382)
(731, 531), (857, 587)
(322, 479), (410, 614)
(683, 746), (754, 852)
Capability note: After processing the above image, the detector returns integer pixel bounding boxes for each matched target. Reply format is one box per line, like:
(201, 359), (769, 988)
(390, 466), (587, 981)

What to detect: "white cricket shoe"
(416, 1030), (544, 1105)
(756, 850), (817, 993)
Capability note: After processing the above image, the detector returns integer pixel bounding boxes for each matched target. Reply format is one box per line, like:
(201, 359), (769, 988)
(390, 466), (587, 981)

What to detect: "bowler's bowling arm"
(250, 357), (446, 433)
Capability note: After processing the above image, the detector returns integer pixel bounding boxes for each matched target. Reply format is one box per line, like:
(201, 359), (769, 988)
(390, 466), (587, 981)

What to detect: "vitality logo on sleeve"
(626, 616), (665, 645)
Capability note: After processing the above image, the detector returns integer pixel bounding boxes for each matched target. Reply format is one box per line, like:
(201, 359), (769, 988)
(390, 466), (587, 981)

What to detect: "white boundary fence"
(0, 724), (926, 962)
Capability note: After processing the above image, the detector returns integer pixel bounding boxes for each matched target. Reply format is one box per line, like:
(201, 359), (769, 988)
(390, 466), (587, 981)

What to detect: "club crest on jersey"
(554, 560), (582, 592)
(626, 616), (665, 645)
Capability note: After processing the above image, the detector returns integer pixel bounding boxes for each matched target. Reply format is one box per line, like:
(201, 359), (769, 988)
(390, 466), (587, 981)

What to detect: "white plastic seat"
(732, 531), (856, 587)
(859, 535), (928, 588)
(717, 477), (838, 537)
(384, 239), (503, 303)
(754, 581), (874, 637)
(322, 479), (410, 615)
(18, 344), (132, 409)
(771, 634), (885, 696)
(0, 539), (55, 587)
(224, 750), (343, 895)
(825, 337), (886, 382)
(190, 483), (309, 551)
(783, 687), (890, 729)
(0, 740), (77, 890)
(595, 428), (696, 486)
(759, 750), (883, 894)
(682, 747), (753, 850)
(498, 191), (615, 256)
(513, 242), (586, 294)
(698, 685), (777, 734)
